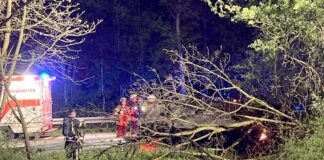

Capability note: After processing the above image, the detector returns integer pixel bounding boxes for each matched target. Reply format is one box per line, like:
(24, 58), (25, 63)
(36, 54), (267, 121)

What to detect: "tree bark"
(16, 106), (32, 160)
(138, 0), (144, 75)
(3, 83), (33, 160)
(175, 0), (186, 94)
(100, 60), (105, 111)
(63, 65), (69, 106)
(1, 1), (33, 159)
(1, 0), (13, 57)
(115, 0), (121, 55)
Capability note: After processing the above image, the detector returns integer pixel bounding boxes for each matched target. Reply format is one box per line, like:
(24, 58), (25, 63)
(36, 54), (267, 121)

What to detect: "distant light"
(295, 104), (304, 111)
(259, 133), (268, 141)
(141, 106), (146, 112)
(259, 128), (268, 141)
(40, 72), (50, 80)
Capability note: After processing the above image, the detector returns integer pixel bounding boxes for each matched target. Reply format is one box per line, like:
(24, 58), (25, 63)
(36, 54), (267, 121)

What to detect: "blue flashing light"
(294, 104), (304, 111)
(40, 72), (50, 80)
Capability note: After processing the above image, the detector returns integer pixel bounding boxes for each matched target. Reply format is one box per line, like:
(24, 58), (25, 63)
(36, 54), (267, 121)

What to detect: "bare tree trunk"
(100, 60), (105, 111)
(115, 0), (121, 55)
(70, 61), (76, 101)
(64, 83), (69, 105)
(63, 65), (69, 106)
(1, 1), (33, 159)
(202, 3), (208, 53)
(0, 0), (13, 109)
(138, 0), (144, 75)
(176, 0), (186, 94)
(16, 107), (32, 159)
(201, 3), (210, 96)
(1, 0), (12, 57)
(3, 83), (32, 160)
(176, 3), (181, 56)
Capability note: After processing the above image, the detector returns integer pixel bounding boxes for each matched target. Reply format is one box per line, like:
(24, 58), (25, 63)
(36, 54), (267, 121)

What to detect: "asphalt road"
(7, 132), (127, 152)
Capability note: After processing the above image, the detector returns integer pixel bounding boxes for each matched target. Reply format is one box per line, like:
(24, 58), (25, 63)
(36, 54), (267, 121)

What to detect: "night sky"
(51, 0), (255, 113)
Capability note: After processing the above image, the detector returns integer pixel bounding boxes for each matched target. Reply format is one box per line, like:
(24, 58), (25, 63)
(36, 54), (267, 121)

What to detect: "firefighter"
(139, 94), (158, 137)
(62, 108), (84, 160)
(128, 94), (141, 138)
(114, 97), (130, 138)
(141, 94), (157, 115)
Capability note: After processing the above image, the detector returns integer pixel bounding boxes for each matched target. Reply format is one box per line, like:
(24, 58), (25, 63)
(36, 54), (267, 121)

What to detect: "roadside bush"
(283, 95), (324, 160)
(0, 148), (26, 160)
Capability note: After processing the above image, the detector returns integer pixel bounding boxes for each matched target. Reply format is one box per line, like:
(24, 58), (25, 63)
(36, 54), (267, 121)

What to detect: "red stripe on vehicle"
(5, 76), (40, 81)
(0, 99), (40, 120)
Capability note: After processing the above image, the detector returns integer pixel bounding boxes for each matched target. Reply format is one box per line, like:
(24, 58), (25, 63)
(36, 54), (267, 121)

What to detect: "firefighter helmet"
(130, 94), (137, 100)
(147, 95), (156, 103)
(120, 97), (127, 102)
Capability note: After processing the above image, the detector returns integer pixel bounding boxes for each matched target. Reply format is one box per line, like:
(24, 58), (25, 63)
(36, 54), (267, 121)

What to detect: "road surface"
(7, 132), (127, 152)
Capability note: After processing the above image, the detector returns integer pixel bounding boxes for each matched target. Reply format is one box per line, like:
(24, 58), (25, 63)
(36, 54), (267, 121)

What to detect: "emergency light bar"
(40, 72), (50, 80)
(39, 72), (56, 81)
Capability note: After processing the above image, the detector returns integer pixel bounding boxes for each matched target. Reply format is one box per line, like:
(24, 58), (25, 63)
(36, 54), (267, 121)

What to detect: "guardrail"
(51, 116), (117, 125)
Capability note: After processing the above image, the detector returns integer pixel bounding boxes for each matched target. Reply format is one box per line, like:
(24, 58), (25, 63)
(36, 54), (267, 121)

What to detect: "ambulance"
(0, 74), (55, 138)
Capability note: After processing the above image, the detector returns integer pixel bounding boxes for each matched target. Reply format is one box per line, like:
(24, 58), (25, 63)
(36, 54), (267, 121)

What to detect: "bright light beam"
(40, 72), (50, 80)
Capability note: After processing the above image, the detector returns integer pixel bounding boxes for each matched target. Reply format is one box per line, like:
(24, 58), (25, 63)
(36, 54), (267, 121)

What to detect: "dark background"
(51, 0), (255, 113)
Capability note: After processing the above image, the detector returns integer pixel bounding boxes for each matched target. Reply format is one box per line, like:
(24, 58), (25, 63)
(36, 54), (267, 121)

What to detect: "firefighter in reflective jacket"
(114, 97), (130, 138)
(128, 94), (141, 138)
(63, 109), (84, 160)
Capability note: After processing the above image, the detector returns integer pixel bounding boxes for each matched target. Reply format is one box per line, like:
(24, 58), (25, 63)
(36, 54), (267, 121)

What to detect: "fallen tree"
(131, 46), (299, 158)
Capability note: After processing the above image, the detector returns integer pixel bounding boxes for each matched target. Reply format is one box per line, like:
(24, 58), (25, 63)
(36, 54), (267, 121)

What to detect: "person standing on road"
(63, 108), (84, 160)
(140, 95), (169, 136)
(114, 97), (130, 138)
(141, 94), (157, 115)
(128, 94), (141, 138)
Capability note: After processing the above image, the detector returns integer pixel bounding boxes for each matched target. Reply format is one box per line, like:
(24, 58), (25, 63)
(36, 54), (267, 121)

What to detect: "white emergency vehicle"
(0, 74), (55, 137)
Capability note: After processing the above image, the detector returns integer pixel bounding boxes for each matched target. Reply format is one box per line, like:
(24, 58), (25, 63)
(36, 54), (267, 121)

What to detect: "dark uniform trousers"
(65, 137), (82, 160)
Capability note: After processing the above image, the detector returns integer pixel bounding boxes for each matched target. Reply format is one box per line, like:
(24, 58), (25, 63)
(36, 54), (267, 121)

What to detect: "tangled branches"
(131, 46), (298, 158)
